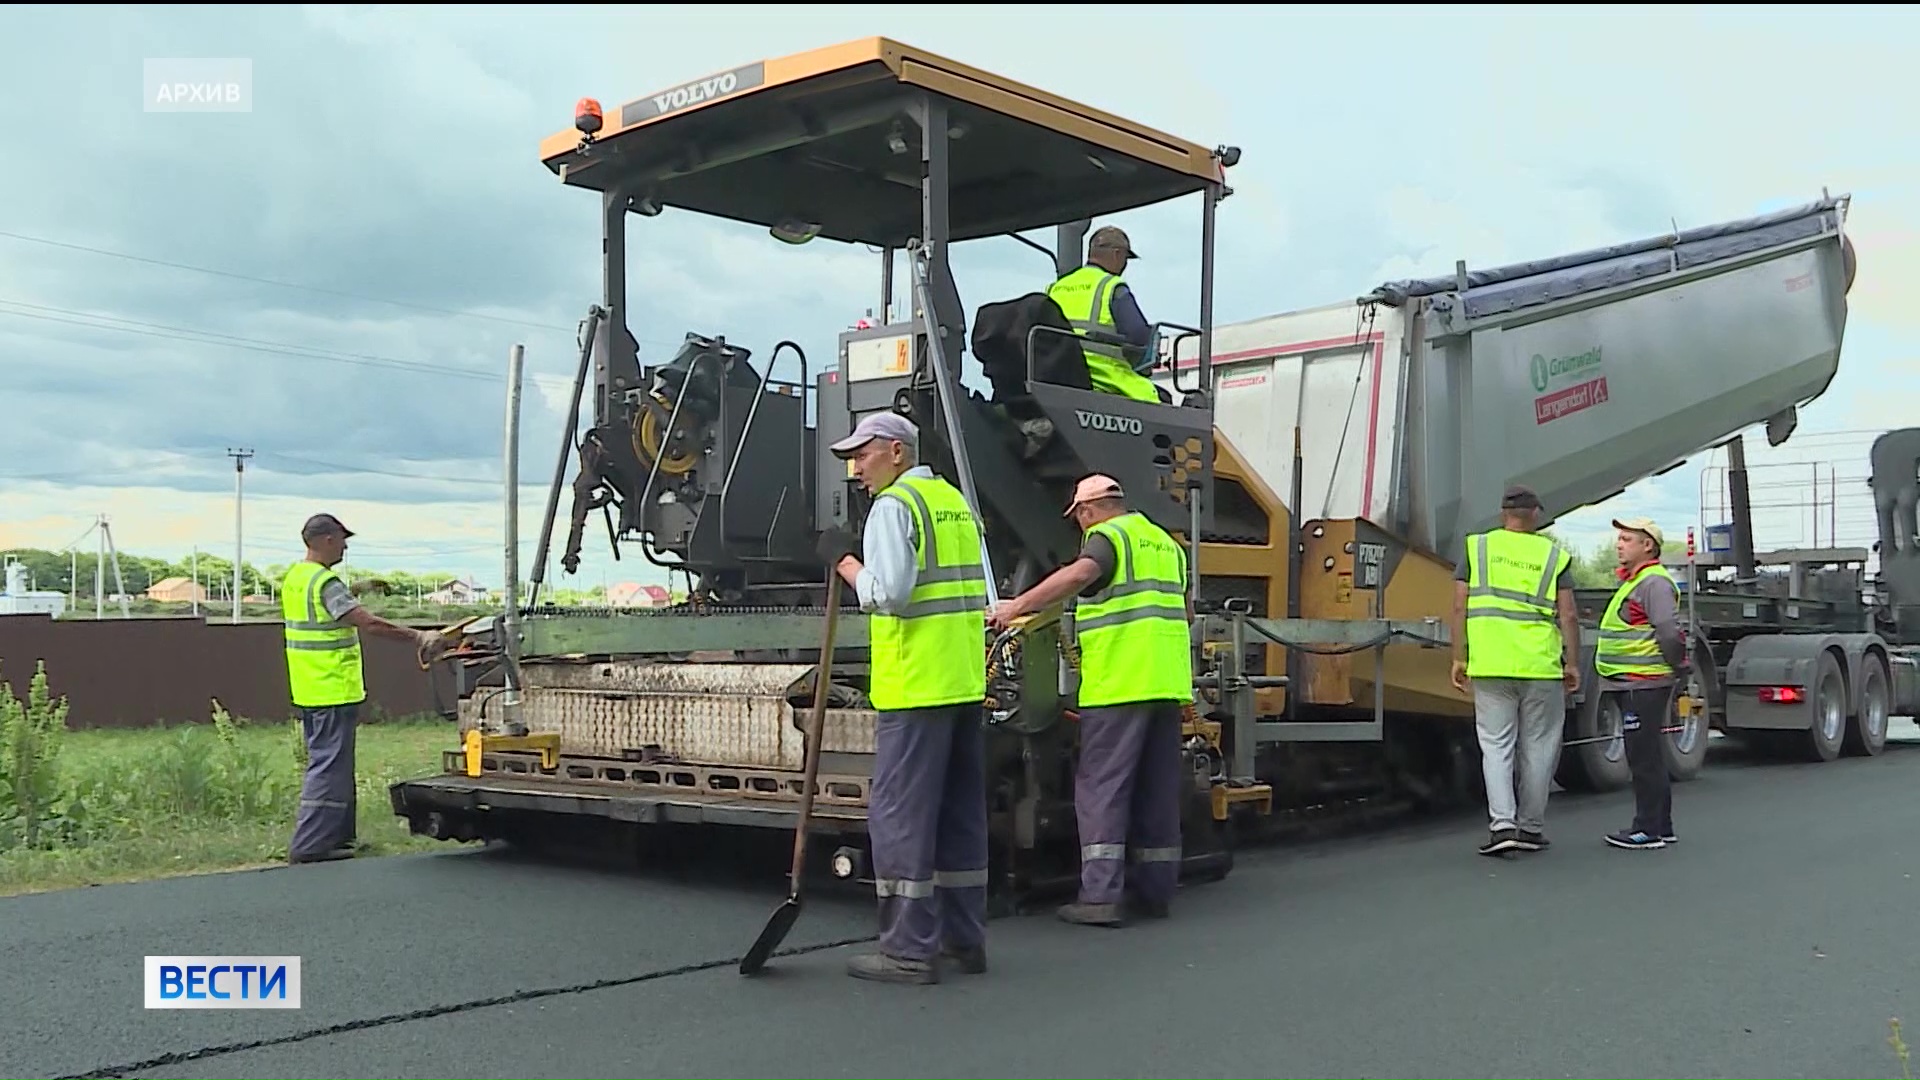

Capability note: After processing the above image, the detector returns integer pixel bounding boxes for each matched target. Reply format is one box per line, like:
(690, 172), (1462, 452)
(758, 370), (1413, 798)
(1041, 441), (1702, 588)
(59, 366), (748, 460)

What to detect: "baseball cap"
(829, 411), (919, 457)
(1501, 483), (1542, 510)
(301, 513), (354, 541)
(1088, 225), (1139, 260)
(1613, 516), (1665, 549)
(1064, 473), (1125, 516)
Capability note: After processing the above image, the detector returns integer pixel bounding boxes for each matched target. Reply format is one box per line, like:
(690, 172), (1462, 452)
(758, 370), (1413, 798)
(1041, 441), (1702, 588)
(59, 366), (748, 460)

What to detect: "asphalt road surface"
(6, 725), (1918, 1080)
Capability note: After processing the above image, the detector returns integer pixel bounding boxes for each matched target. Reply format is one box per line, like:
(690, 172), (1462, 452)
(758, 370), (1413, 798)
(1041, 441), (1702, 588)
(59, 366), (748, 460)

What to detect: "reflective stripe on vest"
(1463, 529), (1569, 680)
(1047, 265), (1160, 403)
(1071, 512), (1193, 707)
(1594, 562), (1679, 679)
(866, 474), (989, 712)
(281, 561), (365, 709)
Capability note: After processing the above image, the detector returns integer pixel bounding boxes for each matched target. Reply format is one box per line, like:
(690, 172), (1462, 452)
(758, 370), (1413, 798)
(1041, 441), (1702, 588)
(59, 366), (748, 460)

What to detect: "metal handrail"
(720, 340), (810, 549)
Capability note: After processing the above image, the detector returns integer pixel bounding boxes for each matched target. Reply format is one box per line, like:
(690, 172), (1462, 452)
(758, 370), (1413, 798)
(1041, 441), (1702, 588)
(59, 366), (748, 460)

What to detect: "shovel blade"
(739, 896), (803, 976)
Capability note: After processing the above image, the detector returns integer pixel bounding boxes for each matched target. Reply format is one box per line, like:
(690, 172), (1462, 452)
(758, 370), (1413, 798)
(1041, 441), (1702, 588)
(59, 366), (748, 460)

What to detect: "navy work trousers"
(290, 702), (360, 859)
(866, 703), (990, 961)
(1618, 684), (1676, 838)
(1074, 700), (1185, 906)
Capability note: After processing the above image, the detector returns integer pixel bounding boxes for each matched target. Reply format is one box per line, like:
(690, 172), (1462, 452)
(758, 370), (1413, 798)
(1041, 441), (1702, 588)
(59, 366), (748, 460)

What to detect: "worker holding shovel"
(817, 412), (993, 985)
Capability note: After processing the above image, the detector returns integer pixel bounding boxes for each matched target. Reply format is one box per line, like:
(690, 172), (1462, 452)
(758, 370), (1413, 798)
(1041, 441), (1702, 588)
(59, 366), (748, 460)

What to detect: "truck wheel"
(1844, 653), (1891, 757)
(1661, 685), (1708, 783)
(1802, 650), (1847, 763)
(1559, 693), (1632, 793)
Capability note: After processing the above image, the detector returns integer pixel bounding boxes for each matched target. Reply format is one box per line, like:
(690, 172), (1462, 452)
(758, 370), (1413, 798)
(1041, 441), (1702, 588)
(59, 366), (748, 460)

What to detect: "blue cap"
(830, 411), (920, 457)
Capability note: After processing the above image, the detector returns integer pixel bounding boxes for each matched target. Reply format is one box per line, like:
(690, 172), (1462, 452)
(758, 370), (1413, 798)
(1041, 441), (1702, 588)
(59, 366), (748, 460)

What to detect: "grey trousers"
(1074, 700), (1184, 906)
(1471, 678), (1564, 833)
(867, 703), (990, 961)
(290, 702), (359, 859)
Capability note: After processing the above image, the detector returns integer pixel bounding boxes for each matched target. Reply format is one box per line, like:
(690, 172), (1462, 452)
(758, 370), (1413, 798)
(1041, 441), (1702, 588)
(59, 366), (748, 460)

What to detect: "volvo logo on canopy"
(621, 63), (767, 126)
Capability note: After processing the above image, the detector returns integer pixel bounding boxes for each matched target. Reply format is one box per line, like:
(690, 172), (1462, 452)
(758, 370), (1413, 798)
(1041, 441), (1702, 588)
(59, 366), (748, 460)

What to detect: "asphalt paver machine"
(392, 37), (1299, 906)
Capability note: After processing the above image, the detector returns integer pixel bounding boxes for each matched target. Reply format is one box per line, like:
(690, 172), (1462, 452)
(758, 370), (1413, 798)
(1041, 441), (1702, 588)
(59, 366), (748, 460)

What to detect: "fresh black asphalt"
(5, 723), (1917, 1080)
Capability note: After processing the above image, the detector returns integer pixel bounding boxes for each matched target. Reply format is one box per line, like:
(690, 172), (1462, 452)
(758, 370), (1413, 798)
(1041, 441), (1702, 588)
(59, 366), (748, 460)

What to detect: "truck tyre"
(1802, 650), (1848, 763)
(1844, 652), (1891, 757)
(1557, 692), (1632, 793)
(1661, 684), (1708, 783)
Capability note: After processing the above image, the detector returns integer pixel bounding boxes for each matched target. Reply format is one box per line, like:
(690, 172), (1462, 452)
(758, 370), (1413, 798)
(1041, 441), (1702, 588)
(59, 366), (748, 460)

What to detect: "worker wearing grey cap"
(815, 411), (991, 985)
(1450, 484), (1580, 856)
(281, 514), (450, 864)
(1046, 225), (1163, 403)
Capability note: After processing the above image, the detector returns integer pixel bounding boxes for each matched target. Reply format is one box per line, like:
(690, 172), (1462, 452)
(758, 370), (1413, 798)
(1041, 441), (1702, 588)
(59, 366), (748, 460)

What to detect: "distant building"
(0, 559), (66, 617)
(606, 582), (671, 608)
(425, 577), (490, 606)
(146, 576), (209, 604)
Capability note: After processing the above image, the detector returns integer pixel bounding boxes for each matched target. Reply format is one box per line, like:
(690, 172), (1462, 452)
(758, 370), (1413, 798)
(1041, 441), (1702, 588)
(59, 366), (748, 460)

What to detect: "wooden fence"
(0, 613), (457, 729)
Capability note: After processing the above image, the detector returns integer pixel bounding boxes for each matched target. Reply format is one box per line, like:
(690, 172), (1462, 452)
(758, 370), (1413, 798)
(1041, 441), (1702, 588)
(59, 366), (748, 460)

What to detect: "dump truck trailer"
(389, 36), (1906, 907)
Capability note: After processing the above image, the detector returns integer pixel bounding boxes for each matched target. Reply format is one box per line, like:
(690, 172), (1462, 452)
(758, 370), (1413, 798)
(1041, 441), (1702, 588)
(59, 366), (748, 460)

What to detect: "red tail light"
(1759, 686), (1805, 704)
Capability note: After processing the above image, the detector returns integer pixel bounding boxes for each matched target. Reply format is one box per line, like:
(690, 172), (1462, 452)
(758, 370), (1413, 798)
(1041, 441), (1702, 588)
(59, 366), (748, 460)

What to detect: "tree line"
(0, 546), (464, 601)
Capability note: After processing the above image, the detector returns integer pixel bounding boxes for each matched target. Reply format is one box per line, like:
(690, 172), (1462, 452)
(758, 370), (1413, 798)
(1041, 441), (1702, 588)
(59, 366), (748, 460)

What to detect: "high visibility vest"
(866, 473), (989, 712)
(1462, 529), (1571, 680)
(1072, 512), (1193, 707)
(281, 561), (366, 708)
(1047, 266), (1161, 403)
(1594, 562), (1680, 680)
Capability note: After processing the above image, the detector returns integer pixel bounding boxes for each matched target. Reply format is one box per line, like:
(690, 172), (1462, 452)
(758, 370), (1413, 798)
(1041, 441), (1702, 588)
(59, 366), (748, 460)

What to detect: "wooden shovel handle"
(787, 569), (843, 893)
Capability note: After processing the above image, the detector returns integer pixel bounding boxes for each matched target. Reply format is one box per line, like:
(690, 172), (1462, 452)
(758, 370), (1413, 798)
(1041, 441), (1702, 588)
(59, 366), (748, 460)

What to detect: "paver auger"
(390, 36), (1867, 906)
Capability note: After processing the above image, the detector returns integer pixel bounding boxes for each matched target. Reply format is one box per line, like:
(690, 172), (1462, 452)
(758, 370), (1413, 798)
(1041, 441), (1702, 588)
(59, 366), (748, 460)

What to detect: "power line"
(0, 227), (577, 335)
(0, 297), (499, 381)
(265, 452), (506, 487)
(0, 227), (689, 352)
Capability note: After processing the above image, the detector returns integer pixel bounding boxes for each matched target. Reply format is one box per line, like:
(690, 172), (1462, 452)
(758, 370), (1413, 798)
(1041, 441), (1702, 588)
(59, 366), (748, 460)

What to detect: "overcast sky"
(0, 4), (1913, 593)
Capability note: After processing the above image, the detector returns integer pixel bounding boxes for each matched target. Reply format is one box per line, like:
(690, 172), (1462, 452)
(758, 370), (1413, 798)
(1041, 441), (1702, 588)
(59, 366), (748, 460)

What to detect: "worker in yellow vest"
(1449, 484), (1581, 857)
(988, 474), (1194, 927)
(1047, 226), (1165, 403)
(282, 514), (448, 864)
(817, 411), (991, 985)
(1594, 517), (1688, 850)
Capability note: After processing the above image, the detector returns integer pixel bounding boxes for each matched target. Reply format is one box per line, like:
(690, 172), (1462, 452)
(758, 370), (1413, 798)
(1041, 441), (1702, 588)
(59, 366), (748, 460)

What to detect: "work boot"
(1057, 901), (1126, 927)
(288, 845), (355, 865)
(846, 952), (938, 985)
(941, 943), (987, 974)
(1477, 828), (1520, 856)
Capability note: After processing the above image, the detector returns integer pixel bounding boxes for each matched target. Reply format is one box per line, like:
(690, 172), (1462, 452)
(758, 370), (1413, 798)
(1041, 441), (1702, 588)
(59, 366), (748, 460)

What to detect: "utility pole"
(95, 514), (104, 618)
(227, 448), (253, 624)
(101, 516), (129, 619)
(191, 545), (200, 616)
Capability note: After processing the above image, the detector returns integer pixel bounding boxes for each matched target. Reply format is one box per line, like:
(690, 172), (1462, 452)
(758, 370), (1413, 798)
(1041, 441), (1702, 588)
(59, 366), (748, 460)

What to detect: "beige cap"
(1064, 473), (1125, 516)
(1613, 516), (1665, 549)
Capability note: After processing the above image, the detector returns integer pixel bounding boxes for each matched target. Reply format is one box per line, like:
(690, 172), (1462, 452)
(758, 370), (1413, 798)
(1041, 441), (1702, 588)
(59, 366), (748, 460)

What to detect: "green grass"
(0, 682), (462, 897)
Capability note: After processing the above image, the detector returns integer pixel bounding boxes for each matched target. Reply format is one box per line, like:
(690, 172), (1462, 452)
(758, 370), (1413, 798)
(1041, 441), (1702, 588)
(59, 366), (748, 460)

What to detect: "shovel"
(739, 568), (844, 976)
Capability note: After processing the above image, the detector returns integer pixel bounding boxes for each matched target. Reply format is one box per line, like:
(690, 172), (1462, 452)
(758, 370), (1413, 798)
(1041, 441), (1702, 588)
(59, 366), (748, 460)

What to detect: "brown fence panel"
(0, 614), (456, 729)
